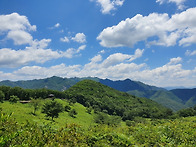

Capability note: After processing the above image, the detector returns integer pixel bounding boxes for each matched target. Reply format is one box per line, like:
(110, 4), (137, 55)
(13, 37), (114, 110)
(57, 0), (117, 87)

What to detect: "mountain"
(0, 76), (196, 111)
(64, 80), (172, 119)
(0, 76), (99, 91)
(170, 88), (196, 107)
(99, 78), (164, 92)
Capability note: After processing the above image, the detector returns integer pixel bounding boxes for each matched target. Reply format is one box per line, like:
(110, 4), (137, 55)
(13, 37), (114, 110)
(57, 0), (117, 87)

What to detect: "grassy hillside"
(0, 99), (95, 129)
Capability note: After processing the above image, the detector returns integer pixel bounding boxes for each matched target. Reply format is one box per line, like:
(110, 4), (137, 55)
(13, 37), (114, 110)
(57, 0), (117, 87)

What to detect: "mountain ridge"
(0, 76), (195, 111)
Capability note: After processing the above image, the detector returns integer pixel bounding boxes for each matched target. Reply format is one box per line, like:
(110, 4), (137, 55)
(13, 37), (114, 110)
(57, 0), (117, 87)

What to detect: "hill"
(64, 80), (172, 119)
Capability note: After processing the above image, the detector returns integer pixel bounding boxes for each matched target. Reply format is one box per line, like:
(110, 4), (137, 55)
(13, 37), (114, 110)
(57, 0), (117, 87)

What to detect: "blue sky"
(0, 0), (196, 88)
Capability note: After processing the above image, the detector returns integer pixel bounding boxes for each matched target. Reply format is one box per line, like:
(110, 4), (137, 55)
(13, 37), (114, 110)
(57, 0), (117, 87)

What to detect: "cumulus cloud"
(0, 43), (86, 68)
(97, 7), (196, 48)
(71, 33), (86, 43)
(156, 0), (187, 10)
(90, 0), (125, 14)
(0, 13), (36, 45)
(7, 30), (33, 45)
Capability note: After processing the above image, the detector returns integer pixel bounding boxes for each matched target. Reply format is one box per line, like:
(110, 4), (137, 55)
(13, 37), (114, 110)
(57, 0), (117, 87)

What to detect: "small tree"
(9, 95), (19, 104)
(0, 91), (5, 103)
(30, 98), (41, 115)
(42, 100), (63, 121)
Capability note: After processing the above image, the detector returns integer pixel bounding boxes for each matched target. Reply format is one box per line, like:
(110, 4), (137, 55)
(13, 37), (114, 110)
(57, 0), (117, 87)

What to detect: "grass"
(0, 99), (95, 129)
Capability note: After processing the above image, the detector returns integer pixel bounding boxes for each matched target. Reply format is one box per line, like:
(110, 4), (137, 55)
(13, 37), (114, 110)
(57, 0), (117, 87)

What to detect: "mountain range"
(0, 76), (195, 111)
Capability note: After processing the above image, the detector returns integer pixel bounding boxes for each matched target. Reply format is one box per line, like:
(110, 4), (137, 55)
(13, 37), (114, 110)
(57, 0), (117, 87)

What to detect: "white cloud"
(97, 7), (196, 48)
(156, 0), (187, 10)
(168, 57), (182, 65)
(90, 0), (125, 14)
(7, 30), (33, 45)
(0, 43), (86, 68)
(60, 36), (70, 43)
(0, 13), (36, 32)
(129, 49), (144, 62)
(185, 50), (196, 56)
(0, 13), (36, 45)
(71, 33), (86, 43)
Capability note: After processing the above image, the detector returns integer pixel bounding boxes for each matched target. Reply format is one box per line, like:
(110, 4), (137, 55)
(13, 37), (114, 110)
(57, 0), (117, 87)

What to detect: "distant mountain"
(0, 76), (195, 111)
(170, 88), (196, 107)
(0, 76), (99, 91)
(99, 79), (165, 92)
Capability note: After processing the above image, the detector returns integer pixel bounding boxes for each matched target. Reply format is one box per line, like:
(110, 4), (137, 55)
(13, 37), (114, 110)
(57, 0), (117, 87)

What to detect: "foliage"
(64, 105), (71, 112)
(65, 80), (173, 120)
(1, 109), (196, 147)
(177, 106), (196, 117)
(0, 91), (5, 103)
(68, 109), (78, 118)
(9, 95), (19, 104)
(94, 112), (122, 126)
(42, 100), (63, 121)
(30, 98), (41, 115)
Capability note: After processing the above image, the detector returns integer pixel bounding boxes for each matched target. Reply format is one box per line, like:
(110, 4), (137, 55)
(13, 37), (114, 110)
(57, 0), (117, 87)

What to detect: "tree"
(42, 100), (63, 121)
(30, 98), (41, 115)
(9, 95), (19, 104)
(0, 91), (5, 103)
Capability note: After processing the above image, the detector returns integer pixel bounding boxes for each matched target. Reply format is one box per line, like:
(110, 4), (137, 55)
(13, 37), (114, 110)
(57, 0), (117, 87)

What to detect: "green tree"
(9, 95), (19, 104)
(0, 90), (5, 103)
(30, 98), (41, 115)
(42, 100), (63, 121)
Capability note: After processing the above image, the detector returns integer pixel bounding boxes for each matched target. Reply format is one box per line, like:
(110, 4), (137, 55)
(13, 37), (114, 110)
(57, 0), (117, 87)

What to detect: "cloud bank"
(97, 7), (196, 48)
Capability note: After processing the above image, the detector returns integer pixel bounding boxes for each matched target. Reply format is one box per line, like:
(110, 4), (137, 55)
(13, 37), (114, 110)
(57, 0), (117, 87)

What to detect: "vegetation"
(42, 100), (64, 121)
(64, 80), (173, 120)
(9, 95), (19, 104)
(0, 91), (4, 103)
(1, 76), (196, 111)
(0, 107), (196, 146)
(0, 79), (196, 146)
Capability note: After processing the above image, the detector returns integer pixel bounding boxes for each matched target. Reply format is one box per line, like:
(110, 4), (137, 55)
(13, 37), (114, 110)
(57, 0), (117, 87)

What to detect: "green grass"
(0, 99), (95, 129)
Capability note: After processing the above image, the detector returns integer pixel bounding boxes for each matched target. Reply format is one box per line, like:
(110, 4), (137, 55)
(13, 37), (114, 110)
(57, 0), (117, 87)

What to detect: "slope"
(64, 80), (173, 120)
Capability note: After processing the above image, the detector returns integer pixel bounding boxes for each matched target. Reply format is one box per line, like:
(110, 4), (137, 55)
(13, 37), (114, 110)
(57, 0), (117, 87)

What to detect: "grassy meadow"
(1, 99), (196, 146)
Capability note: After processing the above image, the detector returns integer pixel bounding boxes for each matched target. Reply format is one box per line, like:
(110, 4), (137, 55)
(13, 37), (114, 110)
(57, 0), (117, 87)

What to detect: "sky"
(0, 0), (196, 88)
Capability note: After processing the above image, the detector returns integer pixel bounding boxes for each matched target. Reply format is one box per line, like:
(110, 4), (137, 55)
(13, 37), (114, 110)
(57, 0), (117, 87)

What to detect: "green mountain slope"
(64, 80), (172, 120)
